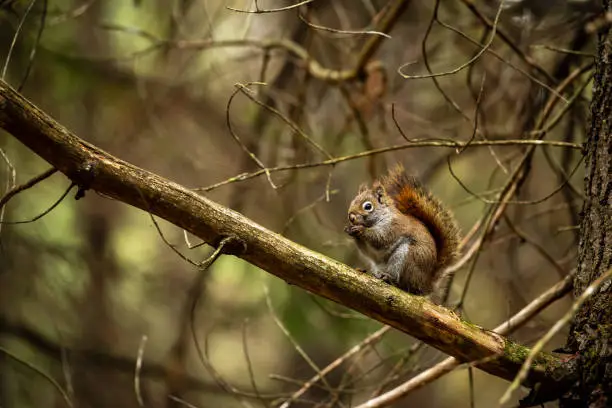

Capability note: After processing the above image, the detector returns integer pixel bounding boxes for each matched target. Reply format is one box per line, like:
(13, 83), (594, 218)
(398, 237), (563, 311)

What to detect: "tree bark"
(560, 3), (612, 406)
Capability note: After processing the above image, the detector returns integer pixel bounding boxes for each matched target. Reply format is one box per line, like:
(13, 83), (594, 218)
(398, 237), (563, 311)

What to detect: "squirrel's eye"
(362, 201), (373, 212)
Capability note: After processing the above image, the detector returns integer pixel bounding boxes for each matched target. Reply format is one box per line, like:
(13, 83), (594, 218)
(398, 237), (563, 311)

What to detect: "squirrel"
(344, 164), (461, 305)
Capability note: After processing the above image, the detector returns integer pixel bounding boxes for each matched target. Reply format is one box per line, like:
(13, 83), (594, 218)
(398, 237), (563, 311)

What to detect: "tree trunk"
(560, 3), (612, 406)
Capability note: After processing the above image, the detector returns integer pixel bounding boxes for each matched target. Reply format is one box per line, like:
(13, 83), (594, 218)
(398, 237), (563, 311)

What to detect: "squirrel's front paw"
(355, 267), (367, 273)
(373, 271), (389, 283)
(379, 275), (394, 285)
(344, 225), (364, 237)
(373, 272), (397, 287)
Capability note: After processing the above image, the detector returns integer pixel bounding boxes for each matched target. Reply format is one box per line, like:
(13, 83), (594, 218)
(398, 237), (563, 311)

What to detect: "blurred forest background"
(0, 0), (603, 407)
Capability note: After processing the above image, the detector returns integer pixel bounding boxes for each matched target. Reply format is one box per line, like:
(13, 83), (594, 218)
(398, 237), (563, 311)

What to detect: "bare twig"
(0, 167), (57, 210)
(282, 189), (339, 234)
(234, 83), (332, 159)
(226, 82), (277, 189)
(2, 0), (37, 79)
(398, 0), (505, 80)
(227, 0), (316, 14)
(0, 182), (75, 224)
(18, 0), (47, 91)
(279, 326), (391, 408)
(0, 345), (74, 407)
(135, 334), (148, 407)
(0, 146), (16, 234)
(189, 238), (255, 408)
(265, 286), (344, 407)
(242, 319), (264, 407)
(458, 0), (556, 85)
(298, 9), (391, 38)
(195, 139), (581, 192)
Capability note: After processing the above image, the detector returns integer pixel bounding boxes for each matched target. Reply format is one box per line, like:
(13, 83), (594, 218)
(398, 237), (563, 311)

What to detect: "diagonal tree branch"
(0, 80), (567, 388)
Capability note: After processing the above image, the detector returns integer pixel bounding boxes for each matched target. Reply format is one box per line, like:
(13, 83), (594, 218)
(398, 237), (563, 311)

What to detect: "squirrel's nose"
(349, 213), (357, 223)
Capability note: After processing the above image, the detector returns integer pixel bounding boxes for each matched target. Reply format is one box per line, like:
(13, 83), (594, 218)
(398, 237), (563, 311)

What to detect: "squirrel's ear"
(358, 183), (369, 194)
(374, 183), (386, 204)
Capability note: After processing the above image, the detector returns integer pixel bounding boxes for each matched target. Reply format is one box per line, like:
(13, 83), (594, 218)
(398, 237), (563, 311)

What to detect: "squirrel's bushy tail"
(380, 164), (461, 281)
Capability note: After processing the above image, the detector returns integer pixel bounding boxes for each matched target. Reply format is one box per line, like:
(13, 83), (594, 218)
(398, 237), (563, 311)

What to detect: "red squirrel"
(344, 165), (461, 304)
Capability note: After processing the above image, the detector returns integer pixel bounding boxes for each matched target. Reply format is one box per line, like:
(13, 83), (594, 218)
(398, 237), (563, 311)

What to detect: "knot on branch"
(72, 160), (98, 200)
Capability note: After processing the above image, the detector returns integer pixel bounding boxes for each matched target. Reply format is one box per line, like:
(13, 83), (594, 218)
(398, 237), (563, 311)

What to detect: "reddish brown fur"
(379, 164), (460, 276)
(345, 165), (461, 303)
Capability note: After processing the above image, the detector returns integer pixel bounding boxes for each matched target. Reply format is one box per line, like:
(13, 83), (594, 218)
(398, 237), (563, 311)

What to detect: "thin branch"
(242, 319), (264, 408)
(461, 71), (486, 153)
(436, 18), (567, 103)
(530, 44), (596, 58)
(227, 0), (316, 14)
(447, 153), (584, 206)
(398, 0), (504, 80)
(419, 0), (467, 119)
(195, 139), (581, 192)
(135, 334), (148, 407)
(282, 189), (339, 234)
(234, 83), (332, 159)
(226, 82), (277, 190)
(458, 0), (556, 85)
(2, 0), (37, 79)
(18, 0), (47, 91)
(0, 182), (75, 224)
(278, 326), (391, 408)
(265, 286), (343, 406)
(298, 9), (391, 38)
(503, 215), (568, 278)
(0, 345), (73, 407)
(0, 316), (253, 396)
(353, 0), (410, 71)
(0, 146), (16, 235)
(168, 395), (200, 408)
(0, 167), (57, 210)
(189, 238), (255, 408)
